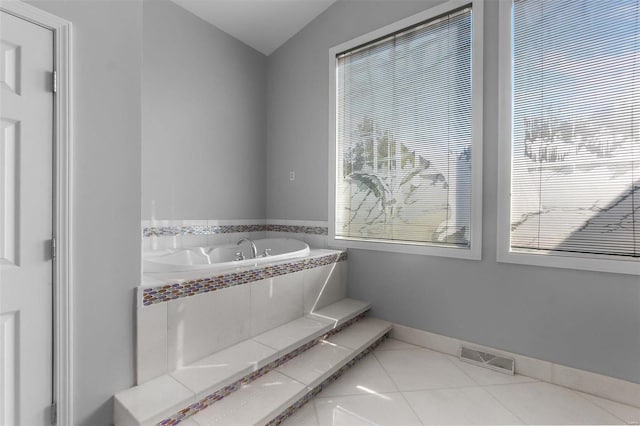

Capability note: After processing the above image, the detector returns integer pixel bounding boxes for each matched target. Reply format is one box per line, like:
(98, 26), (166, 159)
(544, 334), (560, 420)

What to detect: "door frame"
(0, 2), (73, 424)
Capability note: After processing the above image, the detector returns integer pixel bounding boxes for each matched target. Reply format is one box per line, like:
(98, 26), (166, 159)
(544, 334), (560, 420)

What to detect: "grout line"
(374, 347), (424, 352)
(310, 381), (537, 400)
(314, 355), (399, 400)
(442, 351), (483, 386)
(481, 382), (631, 425)
(380, 381), (532, 393)
(314, 391), (424, 426)
(267, 333), (391, 425)
(369, 349), (425, 425)
(570, 390), (630, 425)
(311, 394), (321, 426)
(480, 385), (528, 425)
(396, 390), (426, 425)
(371, 351), (403, 393)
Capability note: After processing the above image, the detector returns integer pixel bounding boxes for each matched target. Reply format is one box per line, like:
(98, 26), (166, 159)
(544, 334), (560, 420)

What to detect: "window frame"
(496, 0), (640, 275)
(328, 0), (484, 260)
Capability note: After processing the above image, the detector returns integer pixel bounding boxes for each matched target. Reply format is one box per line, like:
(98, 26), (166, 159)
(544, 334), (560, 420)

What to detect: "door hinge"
(51, 237), (56, 259)
(52, 70), (57, 93)
(50, 402), (57, 425)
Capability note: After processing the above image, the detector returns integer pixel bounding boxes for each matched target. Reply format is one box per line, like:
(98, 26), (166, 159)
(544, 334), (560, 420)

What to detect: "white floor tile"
(447, 355), (538, 386)
(314, 393), (421, 425)
(486, 382), (625, 425)
(403, 386), (523, 425)
(320, 355), (398, 397)
(578, 392), (640, 425)
(374, 348), (476, 391)
(281, 402), (319, 426)
(374, 338), (421, 352)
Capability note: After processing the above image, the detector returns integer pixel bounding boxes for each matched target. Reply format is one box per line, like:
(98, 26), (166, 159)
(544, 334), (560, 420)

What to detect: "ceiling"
(170, 0), (338, 55)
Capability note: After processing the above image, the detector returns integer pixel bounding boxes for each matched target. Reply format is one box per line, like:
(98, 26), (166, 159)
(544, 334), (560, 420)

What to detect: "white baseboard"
(391, 323), (640, 408)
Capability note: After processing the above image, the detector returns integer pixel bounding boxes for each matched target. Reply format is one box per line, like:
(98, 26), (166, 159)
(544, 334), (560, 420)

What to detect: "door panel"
(0, 10), (53, 426)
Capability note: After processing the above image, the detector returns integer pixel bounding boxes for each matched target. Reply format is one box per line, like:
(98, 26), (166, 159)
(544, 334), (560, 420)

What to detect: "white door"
(0, 10), (54, 426)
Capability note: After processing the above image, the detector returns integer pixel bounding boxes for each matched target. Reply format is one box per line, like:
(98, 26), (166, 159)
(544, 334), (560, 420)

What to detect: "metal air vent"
(459, 346), (515, 375)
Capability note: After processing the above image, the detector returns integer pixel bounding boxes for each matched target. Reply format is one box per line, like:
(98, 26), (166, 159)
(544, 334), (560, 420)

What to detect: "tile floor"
(281, 339), (640, 425)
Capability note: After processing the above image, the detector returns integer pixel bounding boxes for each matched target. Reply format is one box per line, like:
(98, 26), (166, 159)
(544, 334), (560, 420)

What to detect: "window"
(329, 0), (483, 259)
(498, 0), (640, 274)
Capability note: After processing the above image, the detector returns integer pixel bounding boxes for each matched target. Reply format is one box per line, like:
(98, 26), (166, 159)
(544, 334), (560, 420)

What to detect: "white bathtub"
(143, 238), (310, 273)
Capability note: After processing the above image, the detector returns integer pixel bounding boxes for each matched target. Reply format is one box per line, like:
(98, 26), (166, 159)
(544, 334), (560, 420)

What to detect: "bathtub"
(143, 238), (310, 273)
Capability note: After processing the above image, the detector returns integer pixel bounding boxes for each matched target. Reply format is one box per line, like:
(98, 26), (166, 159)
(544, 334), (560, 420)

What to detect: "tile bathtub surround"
(302, 260), (347, 314)
(141, 251), (347, 306)
(167, 284), (252, 369)
(137, 256), (349, 384)
(250, 272), (304, 337)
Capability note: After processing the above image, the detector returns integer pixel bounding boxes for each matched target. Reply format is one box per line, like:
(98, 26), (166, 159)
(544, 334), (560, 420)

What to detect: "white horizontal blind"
(511, 0), (640, 257)
(335, 7), (473, 247)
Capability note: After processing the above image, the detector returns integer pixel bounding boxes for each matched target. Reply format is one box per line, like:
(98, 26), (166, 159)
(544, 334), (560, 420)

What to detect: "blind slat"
(336, 7), (473, 247)
(511, 0), (640, 257)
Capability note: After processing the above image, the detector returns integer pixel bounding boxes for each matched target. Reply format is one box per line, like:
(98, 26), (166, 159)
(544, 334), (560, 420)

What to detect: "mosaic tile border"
(266, 224), (328, 235)
(266, 332), (390, 426)
(325, 312), (367, 336)
(143, 223), (328, 237)
(142, 252), (347, 306)
(143, 224), (266, 237)
(156, 312), (370, 426)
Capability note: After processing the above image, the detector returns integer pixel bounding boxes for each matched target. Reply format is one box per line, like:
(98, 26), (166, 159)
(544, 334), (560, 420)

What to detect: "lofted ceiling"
(170, 0), (338, 55)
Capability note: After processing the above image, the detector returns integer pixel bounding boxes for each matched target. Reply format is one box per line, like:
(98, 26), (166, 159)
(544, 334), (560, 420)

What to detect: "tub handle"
(235, 251), (245, 261)
(261, 249), (272, 257)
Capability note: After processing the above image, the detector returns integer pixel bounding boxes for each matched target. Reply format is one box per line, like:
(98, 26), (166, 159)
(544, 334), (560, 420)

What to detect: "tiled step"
(307, 298), (371, 328)
(170, 339), (280, 400)
(191, 371), (307, 425)
(277, 318), (392, 390)
(191, 317), (393, 426)
(114, 298), (371, 425)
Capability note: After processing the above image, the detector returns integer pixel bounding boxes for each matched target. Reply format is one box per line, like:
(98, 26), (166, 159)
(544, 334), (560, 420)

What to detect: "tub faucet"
(236, 238), (257, 259)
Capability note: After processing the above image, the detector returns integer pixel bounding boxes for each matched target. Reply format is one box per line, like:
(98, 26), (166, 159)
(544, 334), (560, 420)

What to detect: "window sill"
(329, 236), (481, 260)
(497, 249), (640, 275)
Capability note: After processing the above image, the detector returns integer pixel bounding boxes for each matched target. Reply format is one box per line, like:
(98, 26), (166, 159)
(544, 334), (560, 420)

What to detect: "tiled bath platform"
(114, 298), (391, 425)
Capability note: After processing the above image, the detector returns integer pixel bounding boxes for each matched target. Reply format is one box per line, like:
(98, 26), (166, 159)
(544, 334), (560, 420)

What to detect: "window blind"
(335, 6), (473, 247)
(510, 0), (640, 257)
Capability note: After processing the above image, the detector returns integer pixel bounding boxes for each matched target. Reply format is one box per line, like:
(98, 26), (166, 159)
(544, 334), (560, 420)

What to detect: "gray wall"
(266, 0), (640, 383)
(142, 0), (266, 220)
(28, 1), (142, 424)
